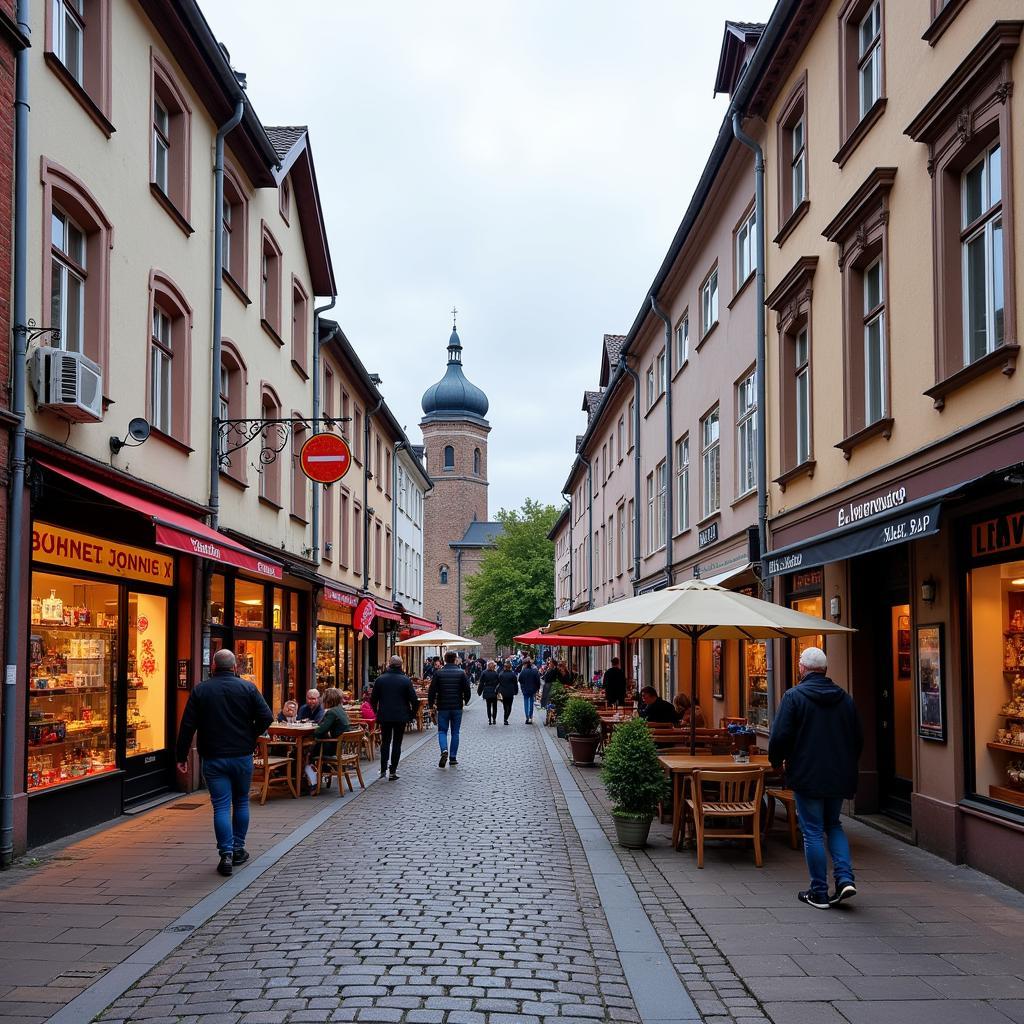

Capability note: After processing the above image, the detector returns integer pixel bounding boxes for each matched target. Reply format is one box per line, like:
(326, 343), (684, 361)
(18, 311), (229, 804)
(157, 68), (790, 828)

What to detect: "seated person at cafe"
(305, 688), (354, 789)
(277, 699), (299, 723)
(297, 688), (325, 724)
(639, 686), (681, 724)
(360, 696), (376, 722)
(673, 692), (706, 727)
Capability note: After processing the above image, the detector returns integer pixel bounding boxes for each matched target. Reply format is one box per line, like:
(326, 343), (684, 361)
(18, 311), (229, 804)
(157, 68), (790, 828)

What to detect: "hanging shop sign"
(698, 521), (719, 549)
(323, 585), (359, 608)
(354, 598), (376, 638)
(32, 522), (174, 586)
(971, 511), (1024, 559)
(300, 433), (352, 484)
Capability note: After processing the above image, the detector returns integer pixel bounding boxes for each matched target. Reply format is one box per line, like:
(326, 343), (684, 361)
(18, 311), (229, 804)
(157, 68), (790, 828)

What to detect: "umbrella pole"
(690, 629), (698, 756)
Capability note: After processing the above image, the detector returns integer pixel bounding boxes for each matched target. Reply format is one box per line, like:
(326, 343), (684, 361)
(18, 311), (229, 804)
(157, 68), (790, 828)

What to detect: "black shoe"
(379, 767), (387, 778)
(389, 770), (399, 780)
(439, 751), (448, 768)
(830, 881), (857, 905)
(217, 854), (233, 877)
(503, 720), (509, 726)
(798, 889), (830, 910)
(231, 849), (250, 867)
(450, 758), (458, 766)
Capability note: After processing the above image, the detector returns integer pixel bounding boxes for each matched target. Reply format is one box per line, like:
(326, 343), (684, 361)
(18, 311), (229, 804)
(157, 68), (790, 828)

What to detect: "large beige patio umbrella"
(396, 628), (481, 650)
(548, 579), (854, 752)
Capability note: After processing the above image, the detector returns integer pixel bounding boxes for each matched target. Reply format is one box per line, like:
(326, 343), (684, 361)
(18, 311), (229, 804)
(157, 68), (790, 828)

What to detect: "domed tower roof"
(420, 322), (490, 426)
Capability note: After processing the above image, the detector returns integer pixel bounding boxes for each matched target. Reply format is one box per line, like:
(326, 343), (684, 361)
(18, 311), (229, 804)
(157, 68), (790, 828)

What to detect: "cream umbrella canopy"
(548, 579), (854, 752)
(395, 628), (481, 650)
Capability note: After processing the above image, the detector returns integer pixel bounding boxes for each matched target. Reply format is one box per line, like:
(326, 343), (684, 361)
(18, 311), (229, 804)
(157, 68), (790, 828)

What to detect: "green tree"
(465, 499), (559, 647)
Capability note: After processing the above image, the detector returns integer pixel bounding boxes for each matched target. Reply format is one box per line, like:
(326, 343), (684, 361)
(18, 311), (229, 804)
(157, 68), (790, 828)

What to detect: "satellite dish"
(128, 417), (151, 442)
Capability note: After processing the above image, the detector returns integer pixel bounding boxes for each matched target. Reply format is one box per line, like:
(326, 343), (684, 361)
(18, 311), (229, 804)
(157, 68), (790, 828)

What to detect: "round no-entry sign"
(299, 432), (352, 484)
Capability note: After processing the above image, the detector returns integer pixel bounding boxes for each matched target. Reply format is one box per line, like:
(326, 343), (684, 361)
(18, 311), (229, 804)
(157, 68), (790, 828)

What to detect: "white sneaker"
(304, 764), (318, 788)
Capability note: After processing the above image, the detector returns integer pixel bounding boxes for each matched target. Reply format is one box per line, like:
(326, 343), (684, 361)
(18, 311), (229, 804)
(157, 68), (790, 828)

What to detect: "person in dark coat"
(638, 686), (680, 724)
(427, 651), (471, 767)
(518, 657), (542, 724)
(297, 689), (325, 724)
(769, 646), (863, 910)
(175, 649), (273, 877)
(370, 655), (420, 780)
(602, 657), (627, 706)
(496, 661), (519, 725)
(477, 660), (501, 724)
(540, 659), (561, 709)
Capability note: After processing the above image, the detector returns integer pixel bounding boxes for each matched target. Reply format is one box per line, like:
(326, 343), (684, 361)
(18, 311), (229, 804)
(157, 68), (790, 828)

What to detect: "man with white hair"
(176, 648), (274, 878)
(768, 646), (863, 910)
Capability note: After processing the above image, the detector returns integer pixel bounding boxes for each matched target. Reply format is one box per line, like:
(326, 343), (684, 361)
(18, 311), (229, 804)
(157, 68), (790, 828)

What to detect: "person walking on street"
(496, 661), (519, 725)
(769, 646), (863, 910)
(518, 657), (541, 724)
(478, 660), (501, 724)
(370, 655), (419, 779)
(602, 657), (627, 707)
(540, 658), (561, 709)
(428, 651), (471, 767)
(175, 649), (273, 877)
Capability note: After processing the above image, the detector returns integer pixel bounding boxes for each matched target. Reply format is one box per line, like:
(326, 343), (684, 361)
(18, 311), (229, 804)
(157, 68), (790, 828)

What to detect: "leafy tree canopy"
(465, 499), (559, 648)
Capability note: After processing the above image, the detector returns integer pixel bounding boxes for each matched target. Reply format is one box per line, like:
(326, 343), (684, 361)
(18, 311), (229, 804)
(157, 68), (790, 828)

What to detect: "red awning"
(41, 461), (284, 581)
(405, 614), (438, 632)
(513, 627), (616, 648)
(322, 584), (359, 607)
(375, 606), (403, 623)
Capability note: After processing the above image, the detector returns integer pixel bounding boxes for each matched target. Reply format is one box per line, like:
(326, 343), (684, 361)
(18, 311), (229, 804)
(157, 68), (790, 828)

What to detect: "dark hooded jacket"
(477, 669), (501, 700)
(496, 670), (519, 699)
(768, 673), (863, 798)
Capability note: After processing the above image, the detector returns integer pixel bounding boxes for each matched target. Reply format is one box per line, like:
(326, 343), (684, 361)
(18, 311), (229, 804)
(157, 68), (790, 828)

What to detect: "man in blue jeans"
(517, 657), (541, 724)
(176, 649), (273, 877)
(427, 651), (471, 768)
(768, 646), (863, 910)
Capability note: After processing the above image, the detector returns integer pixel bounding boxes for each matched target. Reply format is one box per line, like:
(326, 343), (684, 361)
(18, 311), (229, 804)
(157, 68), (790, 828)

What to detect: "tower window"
(473, 447), (481, 475)
(443, 445), (455, 471)
(439, 564), (449, 585)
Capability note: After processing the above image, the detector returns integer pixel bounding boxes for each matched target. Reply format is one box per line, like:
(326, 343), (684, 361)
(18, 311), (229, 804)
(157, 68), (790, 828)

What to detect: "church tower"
(420, 320), (493, 639)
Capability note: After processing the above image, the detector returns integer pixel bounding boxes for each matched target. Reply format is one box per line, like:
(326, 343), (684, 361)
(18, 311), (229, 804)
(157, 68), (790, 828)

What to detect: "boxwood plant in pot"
(600, 717), (668, 848)
(549, 681), (569, 735)
(560, 696), (602, 766)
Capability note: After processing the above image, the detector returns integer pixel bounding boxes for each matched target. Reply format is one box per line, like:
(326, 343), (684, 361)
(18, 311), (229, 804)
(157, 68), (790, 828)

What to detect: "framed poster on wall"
(711, 640), (724, 700)
(917, 623), (945, 741)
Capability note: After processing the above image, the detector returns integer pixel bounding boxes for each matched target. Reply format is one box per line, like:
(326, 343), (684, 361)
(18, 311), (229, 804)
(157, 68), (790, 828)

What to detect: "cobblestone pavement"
(96, 706), (642, 1024)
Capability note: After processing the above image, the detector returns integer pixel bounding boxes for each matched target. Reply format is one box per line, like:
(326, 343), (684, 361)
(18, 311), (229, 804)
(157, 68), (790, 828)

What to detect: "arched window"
(259, 385), (283, 506)
(222, 163), (248, 293)
(473, 447), (481, 475)
(147, 270), (192, 446)
(443, 445), (455, 471)
(439, 564), (449, 585)
(150, 50), (193, 226)
(219, 340), (248, 482)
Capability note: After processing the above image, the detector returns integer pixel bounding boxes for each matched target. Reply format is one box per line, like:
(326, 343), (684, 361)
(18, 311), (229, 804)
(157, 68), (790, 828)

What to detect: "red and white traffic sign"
(299, 432), (352, 484)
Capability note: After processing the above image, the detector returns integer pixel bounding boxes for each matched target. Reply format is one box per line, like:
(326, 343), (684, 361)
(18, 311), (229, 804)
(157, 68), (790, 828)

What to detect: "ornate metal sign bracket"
(216, 415), (349, 467)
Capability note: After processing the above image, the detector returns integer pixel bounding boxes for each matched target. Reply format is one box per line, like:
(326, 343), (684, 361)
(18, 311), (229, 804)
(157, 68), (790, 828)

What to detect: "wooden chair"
(315, 730), (365, 794)
(253, 736), (296, 804)
(685, 768), (765, 868)
(765, 786), (800, 850)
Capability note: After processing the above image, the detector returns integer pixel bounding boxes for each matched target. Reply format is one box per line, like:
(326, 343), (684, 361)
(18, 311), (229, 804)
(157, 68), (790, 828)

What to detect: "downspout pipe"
(618, 357), (642, 586)
(732, 110), (775, 723)
(578, 453), (594, 683)
(392, 440), (405, 598)
(1, 0), (31, 869)
(649, 295), (674, 586)
(560, 492), (573, 610)
(360, 394), (383, 689)
(310, 298), (337, 564)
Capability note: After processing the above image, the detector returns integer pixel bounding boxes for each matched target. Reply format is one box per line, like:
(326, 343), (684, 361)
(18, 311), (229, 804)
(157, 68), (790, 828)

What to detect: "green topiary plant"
(600, 718), (668, 819)
(559, 696), (601, 737)
(548, 680), (569, 716)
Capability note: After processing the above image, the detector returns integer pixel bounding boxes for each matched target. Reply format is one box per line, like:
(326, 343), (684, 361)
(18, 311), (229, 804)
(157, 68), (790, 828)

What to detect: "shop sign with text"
(837, 485), (907, 528)
(698, 521), (719, 549)
(323, 586), (359, 608)
(354, 598), (376, 638)
(33, 523), (174, 586)
(972, 511), (1024, 558)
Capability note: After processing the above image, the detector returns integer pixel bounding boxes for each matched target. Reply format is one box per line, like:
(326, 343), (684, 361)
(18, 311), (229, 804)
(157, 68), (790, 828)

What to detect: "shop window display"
(790, 594), (823, 685)
(126, 593), (167, 757)
(235, 578), (264, 628)
(743, 641), (768, 729)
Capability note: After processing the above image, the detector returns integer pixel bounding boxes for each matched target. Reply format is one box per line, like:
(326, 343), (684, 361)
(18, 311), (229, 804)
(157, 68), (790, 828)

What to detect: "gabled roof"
(714, 20), (766, 97)
(265, 126), (306, 162)
(451, 521), (504, 549)
(582, 390), (604, 423)
(547, 504), (571, 541)
(599, 334), (626, 387)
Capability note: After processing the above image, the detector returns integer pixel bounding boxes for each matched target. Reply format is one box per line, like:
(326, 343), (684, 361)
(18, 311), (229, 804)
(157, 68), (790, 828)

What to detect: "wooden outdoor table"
(658, 753), (770, 850)
(267, 723), (317, 796)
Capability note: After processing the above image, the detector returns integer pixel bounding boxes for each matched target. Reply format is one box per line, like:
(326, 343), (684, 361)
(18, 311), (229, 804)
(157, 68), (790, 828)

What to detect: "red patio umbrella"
(513, 627), (616, 648)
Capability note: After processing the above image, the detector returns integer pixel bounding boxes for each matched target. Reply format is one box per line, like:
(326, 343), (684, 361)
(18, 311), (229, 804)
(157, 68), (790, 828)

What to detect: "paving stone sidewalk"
(565, 737), (1024, 1024)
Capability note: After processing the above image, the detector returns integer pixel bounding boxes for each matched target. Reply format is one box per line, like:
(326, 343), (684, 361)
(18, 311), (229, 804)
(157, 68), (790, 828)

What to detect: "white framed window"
(736, 209), (756, 286)
(627, 499), (635, 568)
(627, 400), (635, 449)
(153, 98), (170, 196)
(646, 472), (655, 553)
(217, 364), (230, 459)
(607, 518), (614, 582)
(675, 312), (689, 368)
(792, 116), (806, 208)
(675, 435), (689, 533)
(645, 366), (655, 408)
(656, 459), (667, 551)
(701, 407), (720, 519)
(962, 143), (1004, 364)
(701, 268), (719, 336)
(221, 200), (232, 275)
(858, 0), (882, 120)
(616, 504), (624, 575)
(863, 258), (886, 424)
(616, 416), (624, 462)
(656, 349), (667, 396)
(795, 327), (811, 465)
(736, 371), (757, 497)
(439, 564), (449, 585)
(150, 307), (172, 435)
(52, 0), (85, 83)
(50, 209), (86, 353)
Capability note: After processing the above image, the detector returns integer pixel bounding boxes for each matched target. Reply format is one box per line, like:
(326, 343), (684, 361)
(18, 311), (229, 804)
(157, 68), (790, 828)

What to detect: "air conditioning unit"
(31, 347), (103, 422)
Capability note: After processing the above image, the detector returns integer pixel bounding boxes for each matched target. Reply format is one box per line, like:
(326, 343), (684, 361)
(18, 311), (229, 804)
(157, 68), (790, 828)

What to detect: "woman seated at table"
(673, 692), (706, 727)
(639, 686), (681, 724)
(359, 695), (376, 722)
(277, 699), (299, 723)
(302, 688), (354, 789)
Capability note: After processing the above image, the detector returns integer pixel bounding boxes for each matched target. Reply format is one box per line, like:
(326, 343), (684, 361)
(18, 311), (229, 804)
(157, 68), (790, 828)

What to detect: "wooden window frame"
(699, 263), (719, 343)
(735, 368), (757, 498)
(260, 222), (284, 343)
(922, 0), (972, 46)
(734, 201), (756, 297)
(219, 339), (248, 486)
(699, 406), (721, 521)
(291, 276), (309, 378)
(775, 72), (810, 245)
(44, 0), (113, 137)
(835, 0), (887, 168)
(146, 269), (193, 451)
(674, 310), (689, 371)
(258, 385), (284, 508)
(279, 175), (291, 224)
(340, 489), (350, 568)
(222, 162), (249, 303)
(290, 411), (308, 524)
(149, 50), (192, 233)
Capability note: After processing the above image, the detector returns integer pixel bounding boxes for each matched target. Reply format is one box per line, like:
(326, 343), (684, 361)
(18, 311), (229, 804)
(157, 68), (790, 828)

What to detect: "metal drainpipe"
(310, 299), (337, 564)
(649, 295), (674, 585)
(392, 440), (405, 598)
(1, 0), (30, 869)
(560, 491), (572, 611)
(456, 547), (464, 633)
(361, 396), (383, 686)
(732, 110), (775, 724)
(578, 453), (594, 682)
(618, 357), (642, 586)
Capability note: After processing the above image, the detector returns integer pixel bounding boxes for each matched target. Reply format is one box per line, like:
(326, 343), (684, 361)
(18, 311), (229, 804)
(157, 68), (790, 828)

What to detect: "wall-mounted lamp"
(109, 417), (151, 454)
(829, 595), (841, 621)
(921, 577), (937, 603)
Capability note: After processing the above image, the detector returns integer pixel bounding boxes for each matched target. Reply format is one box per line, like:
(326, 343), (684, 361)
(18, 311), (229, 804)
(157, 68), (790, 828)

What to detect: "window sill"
(834, 97), (887, 169)
(672, 526), (692, 540)
(258, 494), (283, 511)
(696, 321), (719, 352)
(643, 393), (666, 419)
(672, 359), (689, 382)
(731, 489), (756, 509)
(219, 467), (248, 490)
(261, 319), (285, 347)
(290, 512), (309, 526)
(924, 344), (1020, 409)
(835, 417), (894, 459)
(728, 272), (755, 310)
(291, 358), (309, 381)
(223, 270), (250, 306)
(695, 511), (721, 530)
(922, 0), (970, 45)
(774, 459), (816, 492)
(774, 198), (810, 247)
(150, 183), (194, 237)
(149, 427), (193, 455)
(44, 52), (115, 138)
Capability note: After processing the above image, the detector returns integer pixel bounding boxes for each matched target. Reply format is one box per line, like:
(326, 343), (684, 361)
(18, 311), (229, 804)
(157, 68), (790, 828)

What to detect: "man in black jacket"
(175, 649), (274, 877)
(427, 651), (471, 767)
(602, 657), (627, 707)
(769, 646), (863, 910)
(518, 658), (542, 724)
(638, 686), (680, 724)
(370, 655), (419, 780)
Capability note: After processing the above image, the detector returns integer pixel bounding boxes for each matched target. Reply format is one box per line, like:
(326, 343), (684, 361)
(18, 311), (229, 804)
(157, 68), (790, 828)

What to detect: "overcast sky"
(203, 0), (776, 516)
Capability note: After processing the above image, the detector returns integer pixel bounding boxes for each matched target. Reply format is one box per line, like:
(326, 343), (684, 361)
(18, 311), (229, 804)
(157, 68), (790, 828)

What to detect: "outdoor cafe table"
(267, 722), (317, 796)
(658, 752), (770, 850)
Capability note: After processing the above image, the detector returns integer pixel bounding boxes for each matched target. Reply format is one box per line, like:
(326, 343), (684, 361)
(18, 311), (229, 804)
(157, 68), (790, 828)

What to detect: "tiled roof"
(575, 435), (584, 453)
(603, 334), (626, 367)
(725, 20), (766, 37)
(264, 125), (306, 161)
(452, 521), (504, 548)
(582, 390), (603, 420)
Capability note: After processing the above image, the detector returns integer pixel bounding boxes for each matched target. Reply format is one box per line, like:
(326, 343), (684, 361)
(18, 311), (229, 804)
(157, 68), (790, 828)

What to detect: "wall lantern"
(829, 595), (841, 621)
(921, 577), (937, 604)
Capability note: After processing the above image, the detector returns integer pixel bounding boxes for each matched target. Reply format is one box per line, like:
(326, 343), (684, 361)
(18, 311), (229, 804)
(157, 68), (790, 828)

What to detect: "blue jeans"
(437, 709), (463, 759)
(204, 756), (254, 856)
(794, 793), (854, 897)
(523, 693), (535, 720)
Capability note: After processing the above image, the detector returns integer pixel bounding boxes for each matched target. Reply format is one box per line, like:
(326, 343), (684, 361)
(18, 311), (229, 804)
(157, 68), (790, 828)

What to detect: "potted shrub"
(549, 681), (569, 735)
(560, 696), (601, 766)
(601, 717), (668, 848)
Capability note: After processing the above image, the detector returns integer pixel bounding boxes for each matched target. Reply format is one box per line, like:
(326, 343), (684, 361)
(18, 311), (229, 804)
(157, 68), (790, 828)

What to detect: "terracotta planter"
(568, 733), (600, 766)
(613, 813), (653, 849)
